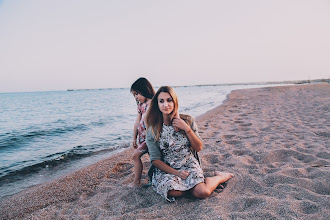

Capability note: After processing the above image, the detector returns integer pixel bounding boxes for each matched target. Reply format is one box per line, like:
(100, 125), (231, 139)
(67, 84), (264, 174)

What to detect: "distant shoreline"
(0, 78), (328, 94)
(66, 78), (329, 92)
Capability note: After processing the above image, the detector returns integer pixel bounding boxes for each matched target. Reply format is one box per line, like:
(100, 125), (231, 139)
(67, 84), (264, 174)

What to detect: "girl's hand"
(132, 140), (137, 149)
(177, 170), (190, 179)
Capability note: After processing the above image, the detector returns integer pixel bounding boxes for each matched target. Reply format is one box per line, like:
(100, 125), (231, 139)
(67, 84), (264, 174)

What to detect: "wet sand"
(1, 83), (329, 219)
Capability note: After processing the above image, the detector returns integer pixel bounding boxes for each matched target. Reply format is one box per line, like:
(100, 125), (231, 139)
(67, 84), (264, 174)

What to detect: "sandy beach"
(0, 83), (329, 219)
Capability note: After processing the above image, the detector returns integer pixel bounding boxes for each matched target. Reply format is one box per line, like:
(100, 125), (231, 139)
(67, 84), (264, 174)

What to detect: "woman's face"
(158, 92), (174, 115)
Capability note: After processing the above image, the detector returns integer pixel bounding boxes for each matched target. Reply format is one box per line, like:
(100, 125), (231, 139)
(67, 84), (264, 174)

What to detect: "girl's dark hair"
(130, 77), (155, 99)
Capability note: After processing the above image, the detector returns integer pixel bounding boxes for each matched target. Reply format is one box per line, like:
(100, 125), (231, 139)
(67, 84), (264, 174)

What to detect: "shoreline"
(0, 145), (130, 200)
(1, 83), (329, 219)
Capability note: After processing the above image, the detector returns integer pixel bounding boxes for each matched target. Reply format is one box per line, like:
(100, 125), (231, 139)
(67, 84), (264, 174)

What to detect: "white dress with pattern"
(152, 124), (204, 202)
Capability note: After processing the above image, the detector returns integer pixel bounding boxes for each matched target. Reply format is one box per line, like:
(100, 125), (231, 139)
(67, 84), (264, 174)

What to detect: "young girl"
(129, 77), (155, 187)
(145, 86), (234, 201)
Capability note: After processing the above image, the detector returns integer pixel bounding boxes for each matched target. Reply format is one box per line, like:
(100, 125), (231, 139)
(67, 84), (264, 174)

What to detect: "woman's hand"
(177, 170), (190, 179)
(172, 111), (203, 152)
(153, 160), (190, 179)
(172, 111), (190, 132)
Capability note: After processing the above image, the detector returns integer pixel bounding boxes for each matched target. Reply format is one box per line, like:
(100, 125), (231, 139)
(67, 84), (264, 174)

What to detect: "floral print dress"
(152, 124), (204, 202)
(136, 102), (149, 153)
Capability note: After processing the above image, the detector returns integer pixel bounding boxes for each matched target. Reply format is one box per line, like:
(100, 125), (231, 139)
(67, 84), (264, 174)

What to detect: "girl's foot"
(128, 181), (141, 187)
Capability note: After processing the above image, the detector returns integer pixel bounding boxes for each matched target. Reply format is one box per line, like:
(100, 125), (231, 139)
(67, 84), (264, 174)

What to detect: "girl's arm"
(152, 160), (190, 179)
(132, 113), (141, 148)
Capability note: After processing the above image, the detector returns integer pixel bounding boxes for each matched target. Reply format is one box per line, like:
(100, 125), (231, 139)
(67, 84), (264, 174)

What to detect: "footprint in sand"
(223, 134), (236, 139)
(232, 149), (251, 156)
(234, 118), (244, 124)
(300, 201), (320, 214)
(231, 197), (267, 212)
(111, 162), (133, 175)
(240, 123), (252, 127)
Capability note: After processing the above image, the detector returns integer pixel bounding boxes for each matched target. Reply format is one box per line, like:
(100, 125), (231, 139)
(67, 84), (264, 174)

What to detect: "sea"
(0, 83), (285, 199)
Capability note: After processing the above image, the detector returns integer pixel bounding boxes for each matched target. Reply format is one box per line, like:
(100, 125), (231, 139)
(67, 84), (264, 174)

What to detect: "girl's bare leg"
(191, 172), (234, 199)
(128, 150), (145, 187)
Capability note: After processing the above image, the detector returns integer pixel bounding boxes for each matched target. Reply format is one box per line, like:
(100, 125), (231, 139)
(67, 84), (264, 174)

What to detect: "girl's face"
(158, 92), (174, 115)
(132, 91), (146, 103)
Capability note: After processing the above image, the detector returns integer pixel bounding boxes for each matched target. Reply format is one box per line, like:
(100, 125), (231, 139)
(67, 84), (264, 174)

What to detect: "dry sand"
(0, 83), (329, 220)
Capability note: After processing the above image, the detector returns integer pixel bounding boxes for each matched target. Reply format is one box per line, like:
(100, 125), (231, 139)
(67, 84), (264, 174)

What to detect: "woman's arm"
(152, 160), (190, 179)
(185, 127), (203, 152)
(132, 113), (141, 148)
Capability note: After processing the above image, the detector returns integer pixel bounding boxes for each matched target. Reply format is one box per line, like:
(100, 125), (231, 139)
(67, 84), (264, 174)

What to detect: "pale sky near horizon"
(0, 0), (329, 93)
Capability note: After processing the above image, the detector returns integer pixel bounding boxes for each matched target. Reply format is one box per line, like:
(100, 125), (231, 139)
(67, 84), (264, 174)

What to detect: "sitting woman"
(145, 86), (233, 202)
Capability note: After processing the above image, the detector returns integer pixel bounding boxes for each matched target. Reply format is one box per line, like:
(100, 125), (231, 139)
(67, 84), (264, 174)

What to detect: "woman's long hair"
(145, 86), (192, 141)
(130, 77), (155, 99)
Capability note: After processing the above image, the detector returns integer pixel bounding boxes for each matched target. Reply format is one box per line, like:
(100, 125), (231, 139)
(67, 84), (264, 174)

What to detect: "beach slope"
(1, 84), (329, 219)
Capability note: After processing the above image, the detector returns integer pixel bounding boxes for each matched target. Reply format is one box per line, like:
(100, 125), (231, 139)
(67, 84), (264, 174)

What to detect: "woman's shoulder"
(179, 114), (194, 124)
(179, 114), (193, 120)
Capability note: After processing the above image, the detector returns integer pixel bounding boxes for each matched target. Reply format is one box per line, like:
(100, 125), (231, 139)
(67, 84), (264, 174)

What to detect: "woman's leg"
(168, 190), (186, 198)
(129, 150), (145, 187)
(191, 172), (234, 199)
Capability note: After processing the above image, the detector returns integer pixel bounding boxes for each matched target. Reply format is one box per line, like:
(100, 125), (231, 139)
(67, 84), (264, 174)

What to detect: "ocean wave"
(0, 117), (118, 150)
(0, 124), (90, 150)
(182, 103), (202, 111)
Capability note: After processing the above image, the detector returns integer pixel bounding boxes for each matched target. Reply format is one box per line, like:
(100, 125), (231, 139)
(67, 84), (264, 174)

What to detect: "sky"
(0, 0), (329, 93)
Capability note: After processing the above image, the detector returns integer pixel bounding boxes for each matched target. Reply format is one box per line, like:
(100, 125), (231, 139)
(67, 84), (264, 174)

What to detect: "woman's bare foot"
(214, 171), (234, 183)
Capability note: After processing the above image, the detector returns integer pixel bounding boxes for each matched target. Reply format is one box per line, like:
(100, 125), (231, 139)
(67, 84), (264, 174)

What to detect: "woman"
(145, 86), (233, 202)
